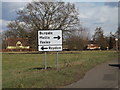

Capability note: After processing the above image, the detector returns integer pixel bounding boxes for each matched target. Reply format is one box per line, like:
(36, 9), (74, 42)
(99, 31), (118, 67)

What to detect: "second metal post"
(44, 52), (47, 69)
(56, 52), (59, 70)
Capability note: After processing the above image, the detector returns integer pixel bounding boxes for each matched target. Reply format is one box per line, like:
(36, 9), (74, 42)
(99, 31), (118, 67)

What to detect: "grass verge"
(2, 51), (118, 88)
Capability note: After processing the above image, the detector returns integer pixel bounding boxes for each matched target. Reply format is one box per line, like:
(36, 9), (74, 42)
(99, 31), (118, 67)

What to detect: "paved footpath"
(65, 59), (119, 88)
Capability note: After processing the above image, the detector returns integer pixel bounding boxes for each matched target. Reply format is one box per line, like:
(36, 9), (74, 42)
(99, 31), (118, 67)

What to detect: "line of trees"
(64, 27), (119, 51)
(1, 1), (120, 51)
(63, 27), (89, 50)
(92, 27), (119, 50)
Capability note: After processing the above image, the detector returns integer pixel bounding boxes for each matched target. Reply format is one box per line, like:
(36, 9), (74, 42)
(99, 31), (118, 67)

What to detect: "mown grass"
(2, 51), (118, 88)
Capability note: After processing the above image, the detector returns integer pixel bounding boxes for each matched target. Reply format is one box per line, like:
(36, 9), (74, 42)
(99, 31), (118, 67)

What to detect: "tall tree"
(65, 27), (89, 50)
(5, 20), (29, 38)
(115, 27), (120, 50)
(93, 27), (108, 50)
(108, 32), (116, 50)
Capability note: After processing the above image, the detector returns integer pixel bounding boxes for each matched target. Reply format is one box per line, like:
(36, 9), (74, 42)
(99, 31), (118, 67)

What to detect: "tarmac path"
(65, 59), (119, 88)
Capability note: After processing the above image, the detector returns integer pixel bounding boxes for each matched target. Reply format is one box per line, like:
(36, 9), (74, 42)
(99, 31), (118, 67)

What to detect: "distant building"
(86, 40), (100, 50)
(5, 38), (30, 50)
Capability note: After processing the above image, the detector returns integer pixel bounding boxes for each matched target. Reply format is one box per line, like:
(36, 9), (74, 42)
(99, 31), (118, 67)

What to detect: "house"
(86, 40), (100, 50)
(5, 38), (30, 50)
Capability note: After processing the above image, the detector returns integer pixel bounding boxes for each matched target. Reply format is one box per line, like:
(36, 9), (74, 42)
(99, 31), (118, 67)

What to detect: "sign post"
(56, 52), (59, 69)
(38, 30), (62, 69)
(44, 52), (47, 69)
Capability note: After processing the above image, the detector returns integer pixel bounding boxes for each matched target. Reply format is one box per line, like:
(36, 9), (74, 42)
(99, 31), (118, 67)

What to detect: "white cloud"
(99, 17), (107, 23)
(0, 19), (10, 27)
(0, 19), (11, 31)
(10, 7), (24, 13)
(76, 3), (118, 35)
(79, 13), (88, 19)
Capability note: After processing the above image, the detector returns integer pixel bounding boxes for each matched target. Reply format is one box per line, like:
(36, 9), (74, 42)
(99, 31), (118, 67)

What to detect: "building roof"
(5, 38), (29, 46)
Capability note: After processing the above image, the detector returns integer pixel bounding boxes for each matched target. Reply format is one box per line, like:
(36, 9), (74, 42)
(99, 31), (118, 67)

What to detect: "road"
(65, 59), (119, 88)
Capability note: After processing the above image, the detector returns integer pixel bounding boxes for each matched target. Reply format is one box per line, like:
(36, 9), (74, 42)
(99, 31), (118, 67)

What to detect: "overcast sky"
(75, 2), (118, 35)
(0, 0), (119, 36)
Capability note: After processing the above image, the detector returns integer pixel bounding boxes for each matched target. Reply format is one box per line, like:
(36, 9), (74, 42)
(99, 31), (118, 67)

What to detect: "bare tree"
(93, 27), (108, 50)
(17, 2), (79, 30)
(64, 27), (89, 50)
(5, 2), (80, 50)
(5, 20), (29, 38)
(115, 27), (120, 50)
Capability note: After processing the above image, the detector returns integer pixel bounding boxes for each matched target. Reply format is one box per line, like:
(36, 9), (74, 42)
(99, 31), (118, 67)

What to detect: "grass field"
(2, 51), (118, 88)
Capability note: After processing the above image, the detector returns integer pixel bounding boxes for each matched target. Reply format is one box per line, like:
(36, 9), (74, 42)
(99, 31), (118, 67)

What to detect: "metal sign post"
(56, 52), (59, 70)
(44, 52), (47, 69)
